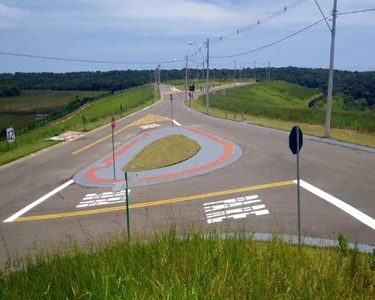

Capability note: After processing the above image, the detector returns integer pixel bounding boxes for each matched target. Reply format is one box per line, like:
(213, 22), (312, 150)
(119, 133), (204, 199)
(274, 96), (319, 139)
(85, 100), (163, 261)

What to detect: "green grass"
(124, 134), (200, 172)
(163, 79), (249, 91)
(0, 85), (159, 166)
(199, 81), (375, 133)
(0, 90), (105, 133)
(190, 99), (375, 148)
(1, 230), (375, 299)
(0, 90), (104, 113)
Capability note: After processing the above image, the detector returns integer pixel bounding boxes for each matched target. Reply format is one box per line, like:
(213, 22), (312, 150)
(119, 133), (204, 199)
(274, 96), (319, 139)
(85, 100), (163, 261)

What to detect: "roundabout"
(73, 126), (242, 187)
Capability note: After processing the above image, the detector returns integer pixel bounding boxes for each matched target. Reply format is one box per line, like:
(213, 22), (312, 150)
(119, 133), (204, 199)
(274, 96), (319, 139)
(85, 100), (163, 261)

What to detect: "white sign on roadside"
(6, 127), (15, 143)
(112, 181), (127, 192)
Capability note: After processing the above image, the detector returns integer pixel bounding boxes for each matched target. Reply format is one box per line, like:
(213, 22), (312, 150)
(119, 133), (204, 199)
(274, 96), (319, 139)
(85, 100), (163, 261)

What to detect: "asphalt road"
(1, 84), (375, 261)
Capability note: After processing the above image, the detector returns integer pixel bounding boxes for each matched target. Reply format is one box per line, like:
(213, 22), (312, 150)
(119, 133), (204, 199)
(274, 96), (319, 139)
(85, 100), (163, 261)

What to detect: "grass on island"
(124, 134), (200, 172)
(1, 230), (375, 299)
(0, 85), (160, 166)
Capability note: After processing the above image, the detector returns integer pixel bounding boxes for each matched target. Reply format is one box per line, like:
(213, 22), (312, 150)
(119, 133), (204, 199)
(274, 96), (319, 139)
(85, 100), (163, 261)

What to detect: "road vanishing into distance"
(1, 84), (375, 261)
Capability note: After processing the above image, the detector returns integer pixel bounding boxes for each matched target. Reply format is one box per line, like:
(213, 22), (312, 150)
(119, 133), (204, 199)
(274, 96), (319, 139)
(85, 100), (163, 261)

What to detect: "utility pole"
(205, 38), (210, 115)
(197, 63), (199, 80)
(239, 63), (242, 80)
(325, 0), (338, 138)
(268, 61), (271, 82)
(253, 61), (256, 82)
(234, 60), (237, 80)
(157, 64), (161, 90)
(202, 61), (205, 83)
(185, 55), (188, 101)
(154, 66), (157, 87)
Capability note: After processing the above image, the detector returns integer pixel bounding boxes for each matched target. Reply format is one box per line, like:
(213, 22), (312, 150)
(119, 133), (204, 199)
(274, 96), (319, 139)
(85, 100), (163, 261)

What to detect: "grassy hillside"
(0, 90), (105, 135)
(0, 90), (103, 113)
(1, 231), (375, 299)
(200, 81), (375, 133)
(0, 85), (159, 165)
(163, 79), (247, 91)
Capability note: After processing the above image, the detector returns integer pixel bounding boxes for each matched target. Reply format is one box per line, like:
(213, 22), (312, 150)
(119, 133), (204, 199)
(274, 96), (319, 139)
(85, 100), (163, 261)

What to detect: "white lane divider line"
(3, 179), (74, 223)
(296, 180), (375, 230)
(76, 190), (131, 208)
(172, 119), (181, 126)
(204, 195), (269, 224)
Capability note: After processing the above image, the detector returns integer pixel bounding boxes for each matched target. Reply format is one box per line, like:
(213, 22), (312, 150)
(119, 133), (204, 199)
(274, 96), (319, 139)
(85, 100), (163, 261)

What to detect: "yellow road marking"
(15, 180), (294, 222)
(129, 114), (170, 126)
(71, 114), (171, 155)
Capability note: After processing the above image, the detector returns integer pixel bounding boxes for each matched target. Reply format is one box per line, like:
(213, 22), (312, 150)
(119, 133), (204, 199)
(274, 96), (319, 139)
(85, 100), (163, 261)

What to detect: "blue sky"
(0, 0), (374, 73)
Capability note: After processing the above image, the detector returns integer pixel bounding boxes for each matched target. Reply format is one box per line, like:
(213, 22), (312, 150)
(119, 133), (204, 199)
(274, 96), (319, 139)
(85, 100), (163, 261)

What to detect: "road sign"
(111, 117), (116, 130)
(170, 94), (173, 101)
(112, 181), (126, 192)
(289, 126), (303, 155)
(6, 127), (15, 143)
(289, 125), (303, 246)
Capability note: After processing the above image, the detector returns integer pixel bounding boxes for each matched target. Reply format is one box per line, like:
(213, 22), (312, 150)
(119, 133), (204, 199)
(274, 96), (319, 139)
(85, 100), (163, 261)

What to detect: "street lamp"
(189, 40), (210, 114)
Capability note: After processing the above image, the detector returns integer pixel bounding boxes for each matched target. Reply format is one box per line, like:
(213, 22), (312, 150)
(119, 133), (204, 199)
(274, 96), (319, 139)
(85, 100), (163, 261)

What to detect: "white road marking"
(139, 123), (161, 130)
(296, 180), (375, 230)
(76, 190), (131, 208)
(172, 119), (181, 126)
(3, 179), (74, 223)
(204, 195), (269, 224)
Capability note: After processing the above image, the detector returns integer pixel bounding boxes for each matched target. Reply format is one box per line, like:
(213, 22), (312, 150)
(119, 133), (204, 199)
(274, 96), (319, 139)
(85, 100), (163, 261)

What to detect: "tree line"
(0, 67), (373, 109)
(0, 84), (21, 97)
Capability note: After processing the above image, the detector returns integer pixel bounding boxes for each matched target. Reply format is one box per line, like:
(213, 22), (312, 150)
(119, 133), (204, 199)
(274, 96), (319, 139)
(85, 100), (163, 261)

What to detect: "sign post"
(289, 125), (303, 246)
(111, 117), (116, 180)
(124, 171), (130, 240)
(6, 127), (16, 150)
(170, 94), (174, 127)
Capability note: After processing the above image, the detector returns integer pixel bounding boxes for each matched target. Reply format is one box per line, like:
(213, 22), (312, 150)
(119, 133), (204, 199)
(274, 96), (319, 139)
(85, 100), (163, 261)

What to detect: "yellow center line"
(15, 180), (294, 222)
(71, 124), (131, 155)
(71, 114), (171, 155)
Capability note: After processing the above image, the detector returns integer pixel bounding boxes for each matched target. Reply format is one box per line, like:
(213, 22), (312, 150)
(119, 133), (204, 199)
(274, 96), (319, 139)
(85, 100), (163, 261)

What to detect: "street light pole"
(185, 55), (188, 102)
(205, 38), (210, 115)
(325, 0), (338, 138)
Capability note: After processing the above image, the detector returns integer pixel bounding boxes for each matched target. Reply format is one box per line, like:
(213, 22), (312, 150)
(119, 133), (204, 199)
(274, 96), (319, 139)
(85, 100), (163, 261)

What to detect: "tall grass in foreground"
(1, 230), (375, 299)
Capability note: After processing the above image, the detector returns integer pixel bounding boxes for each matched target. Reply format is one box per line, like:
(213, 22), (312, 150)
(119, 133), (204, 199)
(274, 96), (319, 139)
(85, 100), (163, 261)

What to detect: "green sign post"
(124, 171), (130, 240)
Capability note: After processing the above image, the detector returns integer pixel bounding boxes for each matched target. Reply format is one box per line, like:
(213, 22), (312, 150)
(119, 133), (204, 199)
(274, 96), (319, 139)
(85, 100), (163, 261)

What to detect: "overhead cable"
(211, 18), (325, 59)
(0, 51), (185, 65)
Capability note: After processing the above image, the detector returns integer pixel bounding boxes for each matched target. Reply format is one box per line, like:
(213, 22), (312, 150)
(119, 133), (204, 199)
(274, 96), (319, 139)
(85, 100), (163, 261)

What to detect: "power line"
(314, 0), (331, 31)
(211, 18), (325, 59)
(338, 8), (375, 15)
(188, 0), (308, 60)
(0, 51), (185, 65)
(211, 0), (307, 44)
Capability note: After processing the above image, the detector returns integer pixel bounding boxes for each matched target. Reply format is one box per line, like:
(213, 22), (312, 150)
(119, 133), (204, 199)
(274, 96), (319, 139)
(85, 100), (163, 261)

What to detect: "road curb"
(182, 95), (375, 154)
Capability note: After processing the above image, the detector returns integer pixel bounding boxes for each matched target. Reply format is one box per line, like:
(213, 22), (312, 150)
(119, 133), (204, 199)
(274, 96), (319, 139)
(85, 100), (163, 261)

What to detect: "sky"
(0, 0), (374, 73)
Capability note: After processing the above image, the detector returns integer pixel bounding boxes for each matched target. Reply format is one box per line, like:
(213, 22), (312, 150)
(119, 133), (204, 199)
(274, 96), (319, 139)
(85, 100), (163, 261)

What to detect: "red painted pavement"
(83, 127), (234, 184)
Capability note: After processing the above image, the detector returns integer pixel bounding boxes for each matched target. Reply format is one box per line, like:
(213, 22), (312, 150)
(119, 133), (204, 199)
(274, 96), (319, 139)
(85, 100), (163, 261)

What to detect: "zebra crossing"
(204, 195), (269, 224)
(76, 190), (131, 208)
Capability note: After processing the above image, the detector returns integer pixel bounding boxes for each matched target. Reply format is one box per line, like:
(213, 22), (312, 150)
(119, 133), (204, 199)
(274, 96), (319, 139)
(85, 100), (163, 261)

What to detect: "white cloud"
(0, 3), (28, 28)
